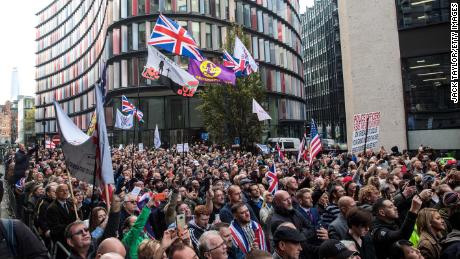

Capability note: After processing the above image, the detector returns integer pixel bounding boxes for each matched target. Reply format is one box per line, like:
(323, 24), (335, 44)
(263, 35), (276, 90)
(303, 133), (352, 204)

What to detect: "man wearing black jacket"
(10, 143), (37, 185)
(269, 190), (328, 259)
(0, 218), (49, 259)
(371, 195), (422, 259)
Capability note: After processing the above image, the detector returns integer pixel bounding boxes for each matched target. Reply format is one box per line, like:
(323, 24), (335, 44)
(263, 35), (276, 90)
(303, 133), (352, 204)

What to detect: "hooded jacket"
(188, 219), (209, 250)
(440, 229), (460, 259)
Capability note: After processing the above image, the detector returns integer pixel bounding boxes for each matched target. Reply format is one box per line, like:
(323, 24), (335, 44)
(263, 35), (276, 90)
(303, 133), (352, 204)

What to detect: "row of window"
(36, 88), (95, 121)
(235, 1), (301, 53)
(36, 14), (108, 93)
(106, 19), (302, 76)
(35, 110), (93, 133)
(37, 0), (71, 25)
(396, 0), (450, 30)
(36, 3), (107, 78)
(36, 0), (104, 57)
(260, 66), (303, 98)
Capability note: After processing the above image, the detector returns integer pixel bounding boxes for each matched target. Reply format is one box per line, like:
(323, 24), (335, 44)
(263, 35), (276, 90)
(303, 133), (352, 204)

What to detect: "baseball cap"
(239, 178), (253, 185)
(273, 226), (306, 243)
(319, 239), (356, 259)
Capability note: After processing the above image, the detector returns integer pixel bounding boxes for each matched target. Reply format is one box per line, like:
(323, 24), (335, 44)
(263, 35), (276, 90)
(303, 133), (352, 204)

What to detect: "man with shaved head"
(328, 196), (356, 240)
(219, 185), (258, 223)
(95, 237), (126, 259)
(100, 252), (125, 259)
(270, 190), (328, 259)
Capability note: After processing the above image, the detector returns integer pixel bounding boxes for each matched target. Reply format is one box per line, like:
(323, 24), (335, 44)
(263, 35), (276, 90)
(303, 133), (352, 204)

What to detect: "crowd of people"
(1, 142), (459, 259)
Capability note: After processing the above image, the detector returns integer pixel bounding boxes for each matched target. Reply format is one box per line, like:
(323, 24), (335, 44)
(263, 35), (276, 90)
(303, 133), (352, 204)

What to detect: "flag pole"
(105, 184), (111, 211)
(66, 168), (80, 220)
(362, 116), (370, 155)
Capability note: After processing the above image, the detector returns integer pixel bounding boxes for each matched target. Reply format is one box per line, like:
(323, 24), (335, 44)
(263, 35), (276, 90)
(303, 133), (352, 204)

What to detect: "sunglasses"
(71, 227), (89, 237)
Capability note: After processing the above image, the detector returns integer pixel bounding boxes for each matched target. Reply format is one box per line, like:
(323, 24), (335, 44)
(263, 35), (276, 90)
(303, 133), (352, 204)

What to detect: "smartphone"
(176, 214), (186, 236)
(214, 214), (220, 222)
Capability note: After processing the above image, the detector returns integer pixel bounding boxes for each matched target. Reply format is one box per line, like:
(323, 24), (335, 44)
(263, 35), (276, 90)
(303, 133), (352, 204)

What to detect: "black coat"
(269, 206), (320, 259)
(371, 211), (417, 259)
(46, 200), (77, 244)
(344, 232), (377, 259)
(0, 219), (49, 259)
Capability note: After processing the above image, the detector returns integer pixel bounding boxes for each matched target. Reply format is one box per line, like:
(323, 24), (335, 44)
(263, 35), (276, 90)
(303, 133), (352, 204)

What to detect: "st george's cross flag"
(309, 119), (322, 165)
(233, 36), (258, 74)
(252, 99), (272, 121)
(115, 109), (133, 129)
(148, 14), (204, 61)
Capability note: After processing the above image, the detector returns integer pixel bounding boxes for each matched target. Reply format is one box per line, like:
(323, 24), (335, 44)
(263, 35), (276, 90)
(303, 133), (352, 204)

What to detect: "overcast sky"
(0, 1), (53, 104)
(0, 0), (312, 105)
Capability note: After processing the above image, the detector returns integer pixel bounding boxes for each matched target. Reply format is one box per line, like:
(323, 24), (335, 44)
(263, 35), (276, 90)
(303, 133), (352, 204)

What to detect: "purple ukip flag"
(188, 59), (236, 85)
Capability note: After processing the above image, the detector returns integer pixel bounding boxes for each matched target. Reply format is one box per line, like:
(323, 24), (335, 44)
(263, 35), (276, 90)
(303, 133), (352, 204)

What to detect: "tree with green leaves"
(198, 25), (267, 148)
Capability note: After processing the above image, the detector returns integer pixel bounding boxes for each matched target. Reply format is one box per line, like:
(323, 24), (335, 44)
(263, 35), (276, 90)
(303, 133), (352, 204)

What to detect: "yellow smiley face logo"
(200, 61), (222, 78)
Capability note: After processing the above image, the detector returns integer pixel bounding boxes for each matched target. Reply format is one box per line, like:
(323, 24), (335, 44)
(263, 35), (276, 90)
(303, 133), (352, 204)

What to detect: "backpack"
(0, 219), (18, 257)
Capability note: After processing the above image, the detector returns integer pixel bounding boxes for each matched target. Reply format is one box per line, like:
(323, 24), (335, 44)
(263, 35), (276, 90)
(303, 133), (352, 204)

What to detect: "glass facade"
(36, 0), (305, 144)
(301, 0), (346, 142)
(402, 54), (460, 130)
(395, 0), (450, 29)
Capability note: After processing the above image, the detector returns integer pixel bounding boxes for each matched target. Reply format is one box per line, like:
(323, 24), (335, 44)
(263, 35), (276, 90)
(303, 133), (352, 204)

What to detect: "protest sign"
(351, 112), (381, 154)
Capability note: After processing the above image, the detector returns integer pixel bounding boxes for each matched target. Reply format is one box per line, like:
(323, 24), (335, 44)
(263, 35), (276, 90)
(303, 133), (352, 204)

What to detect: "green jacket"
(122, 206), (151, 259)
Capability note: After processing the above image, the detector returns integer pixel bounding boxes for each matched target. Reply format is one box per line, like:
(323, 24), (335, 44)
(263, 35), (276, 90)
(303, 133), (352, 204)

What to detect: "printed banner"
(115, 109), (134, 129)
(188, 59), (236, 85)
(143, 45), (199, 96)
(351, 112), (381, 154)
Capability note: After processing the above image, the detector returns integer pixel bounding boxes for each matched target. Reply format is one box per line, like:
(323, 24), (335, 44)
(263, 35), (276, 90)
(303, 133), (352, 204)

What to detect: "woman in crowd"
(416, 208), (446, 259)
(89, 206), (108, 239)
(390, 240), (424, 259)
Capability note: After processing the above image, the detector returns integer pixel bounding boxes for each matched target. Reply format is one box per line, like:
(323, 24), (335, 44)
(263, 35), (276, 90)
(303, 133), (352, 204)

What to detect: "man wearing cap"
(319, 239), (360, 259)
(272, 226), (305, 259)
(240, 178), (253, 203)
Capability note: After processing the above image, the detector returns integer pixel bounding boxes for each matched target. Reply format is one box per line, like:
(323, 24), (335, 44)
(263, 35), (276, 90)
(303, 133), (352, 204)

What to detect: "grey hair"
(198, 230), (221, 258)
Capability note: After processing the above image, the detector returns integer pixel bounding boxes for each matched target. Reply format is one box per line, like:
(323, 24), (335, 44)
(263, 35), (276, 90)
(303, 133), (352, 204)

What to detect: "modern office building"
(11, 67), (20, 101)
(17, 96), (36, 146)
(338, 0), (458, 151)
(301, 0), (345, 143)
(0, 102), (13, 144)
(35, 0), (305, 145)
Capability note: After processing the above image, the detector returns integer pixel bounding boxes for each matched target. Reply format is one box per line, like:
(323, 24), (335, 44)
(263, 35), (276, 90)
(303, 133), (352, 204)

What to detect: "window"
(127, 24), (133, 51)
(139, 22), (146, 49)
(192, 22), (201, 46)
(150, 0), (159, 13)
(236, 2), (243, 24)
(127, 0), (133, 16)
(205, 24), (212, 48)
(191, 0), (199, 12)
(257, 10), (263, 33)
(243, 4), (250, 27)
(138, 0), (146, 14)
(177, 0), (187, 11)
(164, 0), (172, 11)
(402, 53), (459, 130)
(396, 0), (450, 29)
(215, 0), (220, 17)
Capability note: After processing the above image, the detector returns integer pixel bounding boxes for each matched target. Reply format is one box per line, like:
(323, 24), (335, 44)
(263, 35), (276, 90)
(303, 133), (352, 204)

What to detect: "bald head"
(338, 196), (356, 216)
(273, 190), (293, 210)
(96, 238), (126, 259)
(100, 253), (125, 259)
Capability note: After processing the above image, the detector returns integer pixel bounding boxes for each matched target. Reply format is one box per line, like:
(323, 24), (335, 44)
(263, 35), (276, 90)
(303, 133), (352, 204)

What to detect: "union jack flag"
(309, 119), (322, 165)
(122, 96), (144, 123)
(122, 95), (135, 113)
(148, 14), (204, 61)
(223, 50), (247, 77)
(134, 109), (144, 122)
(275, 143), (284, 162)
(266, 163), (279, 195)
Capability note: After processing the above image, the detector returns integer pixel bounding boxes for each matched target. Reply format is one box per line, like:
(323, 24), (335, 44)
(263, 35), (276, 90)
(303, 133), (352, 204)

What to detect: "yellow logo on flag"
(199, 60), (221, 78)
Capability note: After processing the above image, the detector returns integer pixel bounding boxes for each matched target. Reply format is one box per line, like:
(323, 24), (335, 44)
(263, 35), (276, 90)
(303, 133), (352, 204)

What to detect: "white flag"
(95, 85), (114, 185)
(252, 99), (272, 121)
(115, 109), (133, 129)
(144, 45), (199, 91)
(234, 36), (258, 73)
(154, 124), (161, 149)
